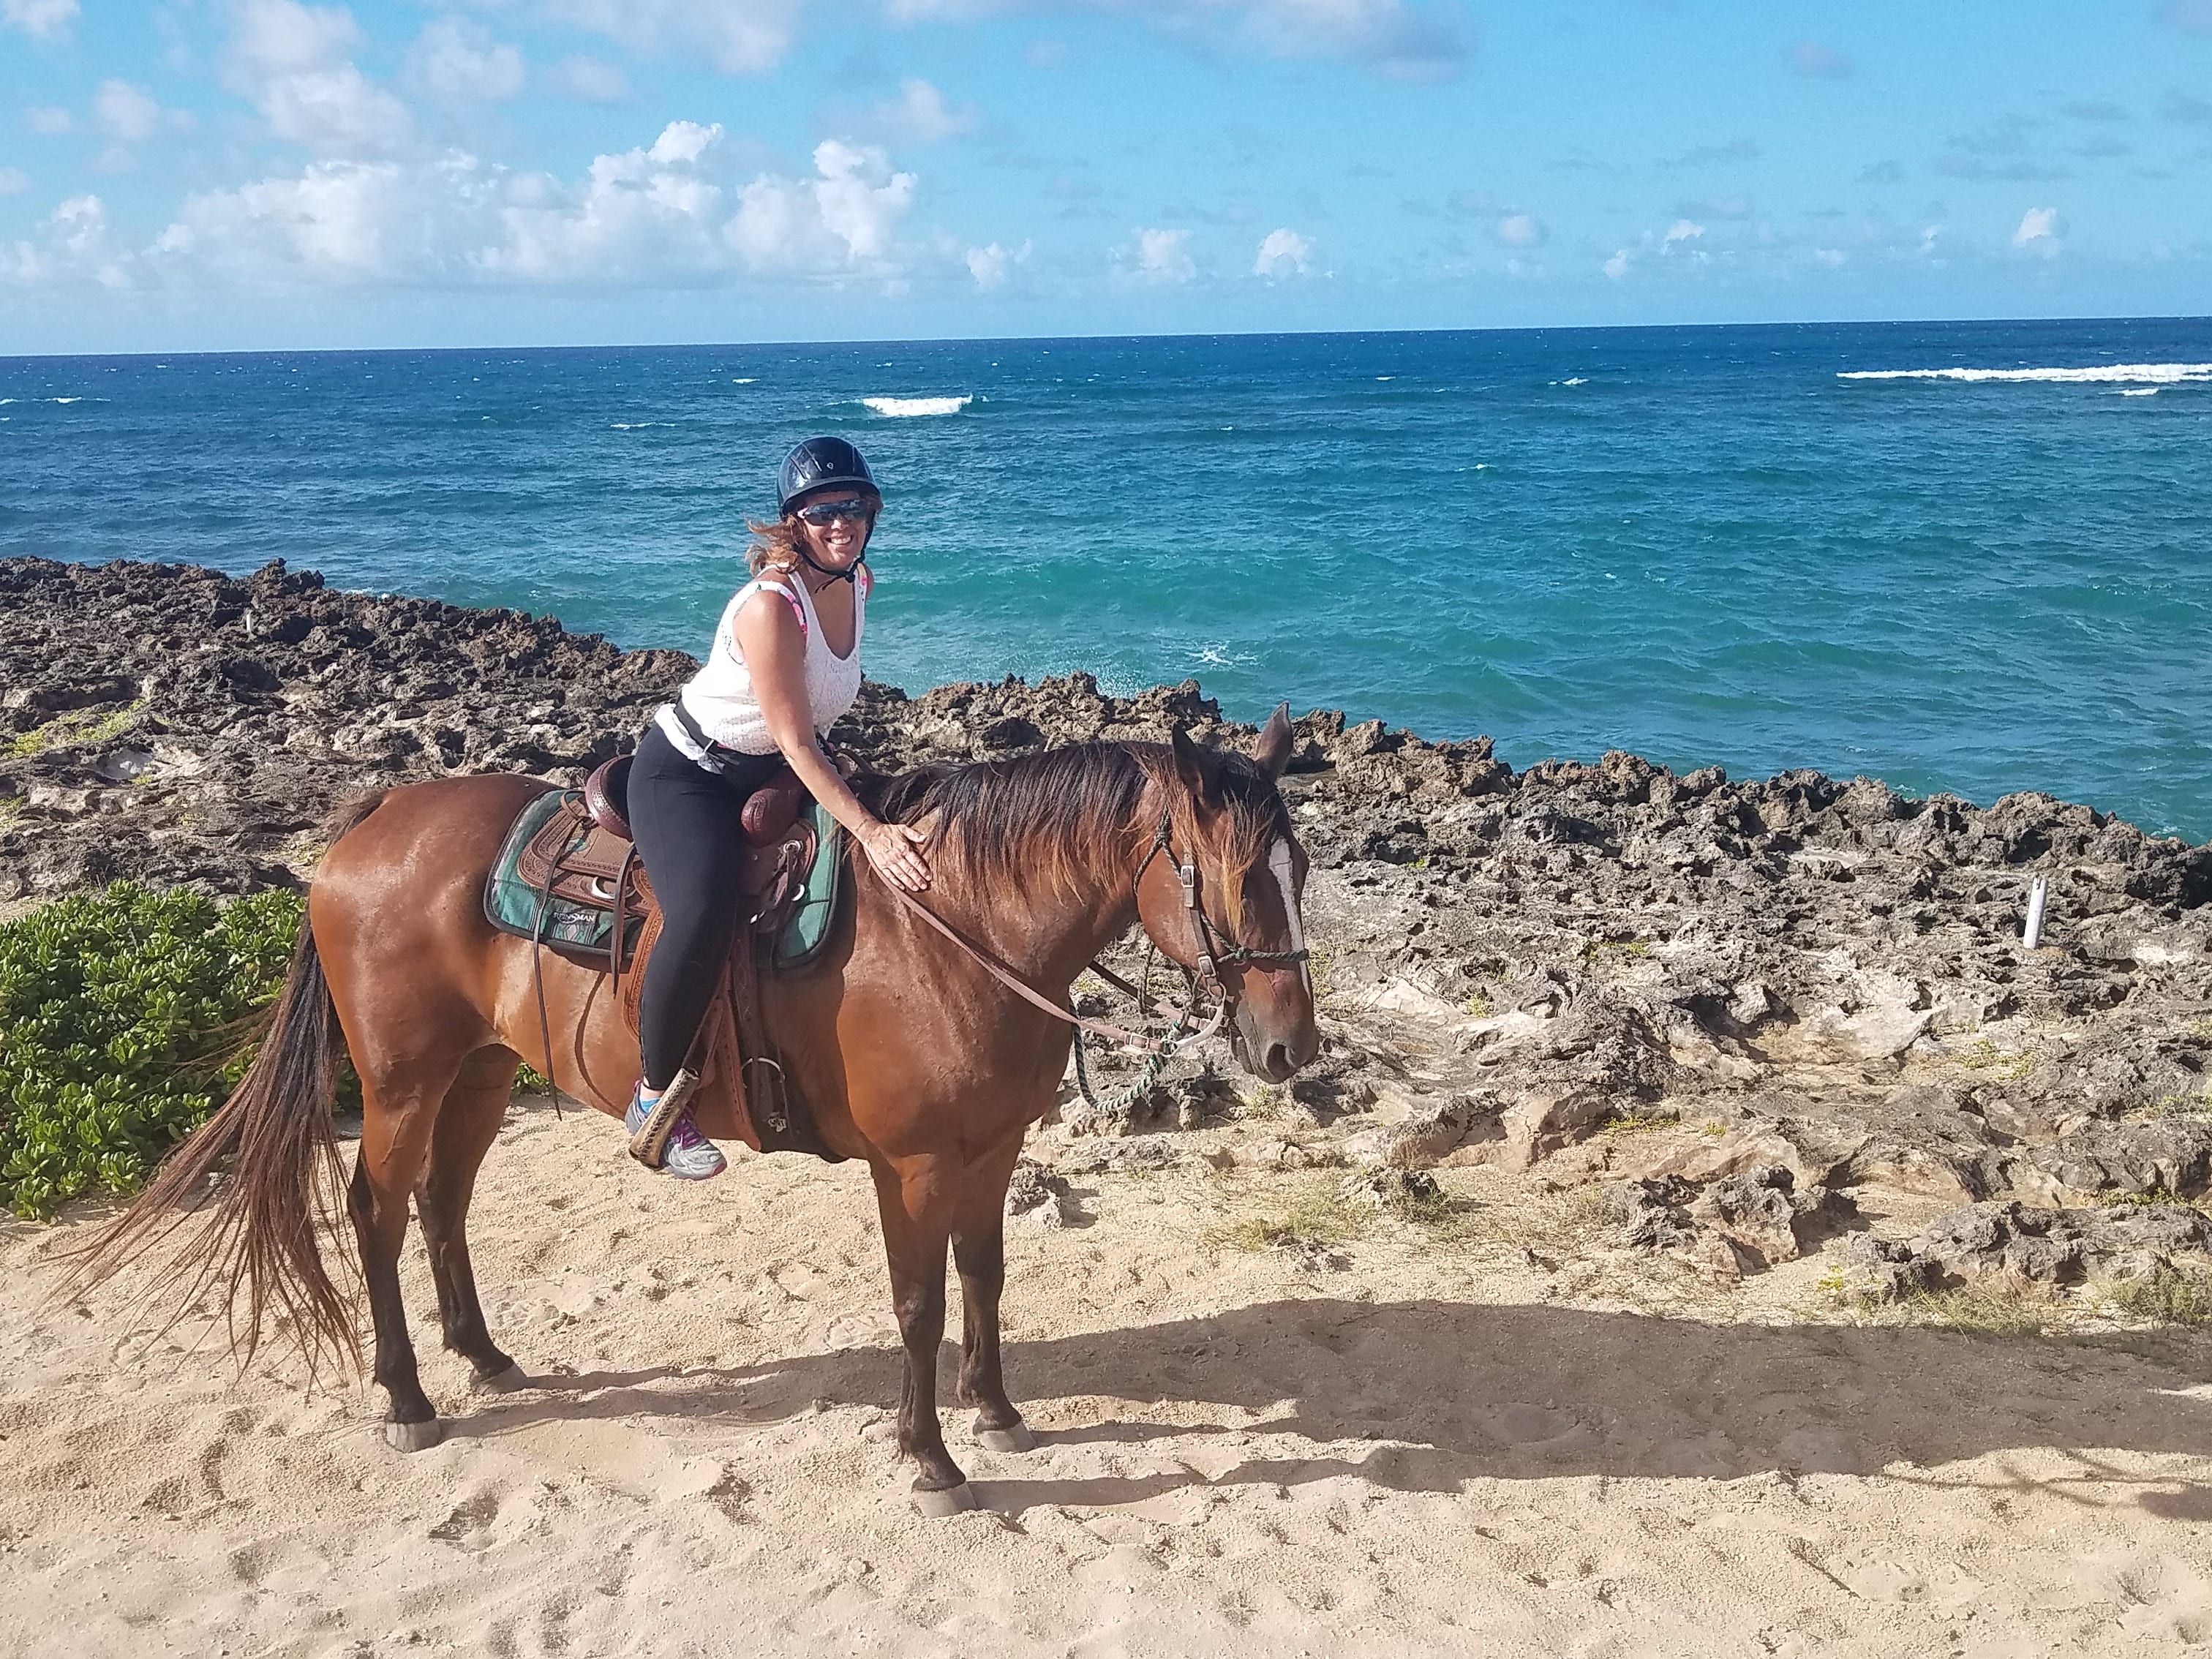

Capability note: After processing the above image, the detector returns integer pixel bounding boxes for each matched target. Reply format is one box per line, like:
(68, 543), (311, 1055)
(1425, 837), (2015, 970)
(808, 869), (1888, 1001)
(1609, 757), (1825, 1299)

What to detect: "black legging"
(627, 721), (780, 1091)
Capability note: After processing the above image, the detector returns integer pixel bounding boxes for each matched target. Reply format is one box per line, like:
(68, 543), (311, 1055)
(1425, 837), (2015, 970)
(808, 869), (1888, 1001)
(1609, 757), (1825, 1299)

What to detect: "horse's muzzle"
(1229, 1004), (1321, 1083)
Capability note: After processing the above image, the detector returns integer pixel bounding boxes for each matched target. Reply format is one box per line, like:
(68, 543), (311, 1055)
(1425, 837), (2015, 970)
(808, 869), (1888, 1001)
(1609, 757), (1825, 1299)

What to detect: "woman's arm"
(729, 586), (930, 892)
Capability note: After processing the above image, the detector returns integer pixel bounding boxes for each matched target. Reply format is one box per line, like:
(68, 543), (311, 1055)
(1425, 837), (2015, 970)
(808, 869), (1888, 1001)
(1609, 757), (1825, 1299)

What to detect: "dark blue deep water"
(4, 319), (2208, 839)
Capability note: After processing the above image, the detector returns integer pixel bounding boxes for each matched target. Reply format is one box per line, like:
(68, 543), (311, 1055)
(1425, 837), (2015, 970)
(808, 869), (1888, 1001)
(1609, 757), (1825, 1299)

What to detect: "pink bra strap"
(740, 577), (808, 637)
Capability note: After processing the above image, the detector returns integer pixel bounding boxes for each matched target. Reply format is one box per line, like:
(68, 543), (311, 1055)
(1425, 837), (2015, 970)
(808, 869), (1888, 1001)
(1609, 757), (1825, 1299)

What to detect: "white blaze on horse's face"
(1267, 838), (1311, 997)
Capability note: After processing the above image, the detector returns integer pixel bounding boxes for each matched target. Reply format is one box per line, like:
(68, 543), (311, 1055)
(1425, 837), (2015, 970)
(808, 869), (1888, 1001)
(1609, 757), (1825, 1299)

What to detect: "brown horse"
(82, 714), (1319, 1511)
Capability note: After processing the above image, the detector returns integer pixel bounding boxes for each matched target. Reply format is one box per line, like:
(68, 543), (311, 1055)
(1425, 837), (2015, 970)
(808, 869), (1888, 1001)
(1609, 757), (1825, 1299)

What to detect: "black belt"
(669, 696), (752, 774)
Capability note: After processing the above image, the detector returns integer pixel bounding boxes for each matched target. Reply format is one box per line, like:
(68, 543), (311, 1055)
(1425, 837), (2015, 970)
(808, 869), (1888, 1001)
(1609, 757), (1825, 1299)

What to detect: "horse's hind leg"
(347, 1051), (464, 1451)
(953, 1129), (1033, 1453)
(416, 1046), (526, 1392)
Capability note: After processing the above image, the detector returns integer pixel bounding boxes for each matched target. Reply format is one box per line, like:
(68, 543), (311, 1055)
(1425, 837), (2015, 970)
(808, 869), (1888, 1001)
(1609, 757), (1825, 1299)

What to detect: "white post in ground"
(2022, 876), (2050, 949)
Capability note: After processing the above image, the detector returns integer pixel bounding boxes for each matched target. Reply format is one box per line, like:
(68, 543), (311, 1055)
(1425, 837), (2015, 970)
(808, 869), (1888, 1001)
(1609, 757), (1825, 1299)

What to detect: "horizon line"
(4, 312), (2211, 366)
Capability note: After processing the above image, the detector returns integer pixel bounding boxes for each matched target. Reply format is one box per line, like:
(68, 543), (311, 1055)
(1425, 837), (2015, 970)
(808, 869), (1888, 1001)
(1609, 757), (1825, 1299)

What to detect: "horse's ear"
(1254, 702), (1294, 780)
(1169, 726), (1221, 805)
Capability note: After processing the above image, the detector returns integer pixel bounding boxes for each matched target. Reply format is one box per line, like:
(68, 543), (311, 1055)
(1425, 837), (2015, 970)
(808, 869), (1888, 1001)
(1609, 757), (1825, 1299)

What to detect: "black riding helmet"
(778, 436), (878, 515)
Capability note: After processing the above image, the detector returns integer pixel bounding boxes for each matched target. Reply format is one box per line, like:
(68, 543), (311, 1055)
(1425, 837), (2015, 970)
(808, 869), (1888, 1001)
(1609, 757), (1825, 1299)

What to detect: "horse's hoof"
(974, 1418), (1035, 1454)
(473, 1363), (531, 1394)
(911, 1481), (977, 1519)
(383, 1418), (445, 1453)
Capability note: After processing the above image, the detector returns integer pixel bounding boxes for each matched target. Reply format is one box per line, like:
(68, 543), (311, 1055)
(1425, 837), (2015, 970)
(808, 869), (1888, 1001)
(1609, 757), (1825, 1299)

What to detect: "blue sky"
(3, 0), (2210, 351)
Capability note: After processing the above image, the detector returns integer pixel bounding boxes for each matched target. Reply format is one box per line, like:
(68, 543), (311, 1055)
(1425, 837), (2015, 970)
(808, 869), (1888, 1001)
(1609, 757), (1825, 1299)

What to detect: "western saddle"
(511, 753), (842, 1160)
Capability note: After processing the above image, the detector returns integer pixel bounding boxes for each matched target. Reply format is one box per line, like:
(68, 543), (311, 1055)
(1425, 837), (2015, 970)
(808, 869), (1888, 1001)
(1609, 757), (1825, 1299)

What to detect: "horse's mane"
(870, 739), (1290, 932)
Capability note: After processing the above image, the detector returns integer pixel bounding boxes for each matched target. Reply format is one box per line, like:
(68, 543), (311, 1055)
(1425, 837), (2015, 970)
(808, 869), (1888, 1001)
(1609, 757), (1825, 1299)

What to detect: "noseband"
(1127, 807), (1311, 990)
(1059, 806), (1309, 1113)
(877, 797), (1309, 1083)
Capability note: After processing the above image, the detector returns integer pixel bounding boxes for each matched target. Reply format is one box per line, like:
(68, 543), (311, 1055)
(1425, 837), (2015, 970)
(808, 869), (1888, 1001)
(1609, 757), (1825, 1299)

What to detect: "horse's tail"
(67, 827), (384, 1380)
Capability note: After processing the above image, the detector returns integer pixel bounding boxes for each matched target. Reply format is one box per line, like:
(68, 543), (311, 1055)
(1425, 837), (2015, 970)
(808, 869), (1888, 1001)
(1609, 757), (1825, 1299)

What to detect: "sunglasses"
(795, 499), (877, 526)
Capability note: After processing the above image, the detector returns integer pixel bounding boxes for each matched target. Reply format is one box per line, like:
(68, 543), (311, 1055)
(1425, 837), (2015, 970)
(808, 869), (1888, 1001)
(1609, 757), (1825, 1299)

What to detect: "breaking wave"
(862, 394), (973, 418)
(1838, 363), (2212, 385)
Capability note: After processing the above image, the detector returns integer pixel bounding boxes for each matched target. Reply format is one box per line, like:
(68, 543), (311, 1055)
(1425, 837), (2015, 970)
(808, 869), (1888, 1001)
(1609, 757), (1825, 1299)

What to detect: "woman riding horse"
(625, 436), (933, 1179)
(74, 514), (1323, 1507)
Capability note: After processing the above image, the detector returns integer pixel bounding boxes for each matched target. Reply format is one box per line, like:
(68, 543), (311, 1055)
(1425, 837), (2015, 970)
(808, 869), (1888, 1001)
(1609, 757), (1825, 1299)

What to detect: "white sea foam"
(732, 377), (756, 384)
(2118, 388), (2161, 397)
(1554, 377), (1589, 386)
(50, 396), (83, 404)
(609, 421), (674, 430)
(862, 394), (972, 418)
(1837, 362), (2212, 385)
(0, 399), (12, 406)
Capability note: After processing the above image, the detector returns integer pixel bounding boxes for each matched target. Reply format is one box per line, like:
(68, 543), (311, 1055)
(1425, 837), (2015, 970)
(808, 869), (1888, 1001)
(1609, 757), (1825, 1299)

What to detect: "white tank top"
(656, 565), (869, 760)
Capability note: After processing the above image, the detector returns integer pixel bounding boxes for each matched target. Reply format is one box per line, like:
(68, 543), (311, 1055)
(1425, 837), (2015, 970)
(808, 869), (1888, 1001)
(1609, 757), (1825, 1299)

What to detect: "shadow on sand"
(440, 1295), (2212, 1511)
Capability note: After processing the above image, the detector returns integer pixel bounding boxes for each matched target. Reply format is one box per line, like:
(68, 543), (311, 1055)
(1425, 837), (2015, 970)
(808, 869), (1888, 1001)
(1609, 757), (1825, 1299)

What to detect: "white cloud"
(259, 64), (414, 154)
(1788, 40), (1853, 79)
(1, 0), (76, 41)
(1495, 211), (1544, 247)
(549, 56), (631, 102)
(2012, 205), (2064, 255)
(871, 78), (977, 144)
(1126, 225), (1195, 285)
(228, 0), (361, 77)
(807, 139), (917, 261)
(92, 81), (164, 146)
(154, 159), (443, 281)
(1234, 0), (1470, 81)
(2157, 0), (2212, 36)
(966, 238), (1028, 289)
(1816, 247), (1846, 267)
(95, 120), (922, 293)
(223, 0), (413, 157)
(1603, 249), (1631, 279)
(892, 0), (1465, 80)
(0, 168), (28, 195)
(2, 193), (130, 287)
(27, 106), (75, 136)
(1663, 218), (1704, 247)
(1253, 225), (1311, 278)
(490, 126), (916, 283)
(549, 0), (805, 78)
(407, 19), (526, 105)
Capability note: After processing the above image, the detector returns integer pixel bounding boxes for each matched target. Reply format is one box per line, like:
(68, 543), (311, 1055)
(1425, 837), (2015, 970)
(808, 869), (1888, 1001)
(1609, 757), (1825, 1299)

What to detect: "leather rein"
(879, 807), (1309, 1059)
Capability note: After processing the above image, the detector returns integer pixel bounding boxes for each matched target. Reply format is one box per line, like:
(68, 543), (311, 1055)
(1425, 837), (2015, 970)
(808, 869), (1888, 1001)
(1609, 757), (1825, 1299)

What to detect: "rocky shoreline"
(6, 554), (2212, 1299)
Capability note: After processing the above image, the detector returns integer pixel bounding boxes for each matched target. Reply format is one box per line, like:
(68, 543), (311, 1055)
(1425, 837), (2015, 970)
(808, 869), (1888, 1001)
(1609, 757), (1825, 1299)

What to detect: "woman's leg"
(623, 726), (767, 1174)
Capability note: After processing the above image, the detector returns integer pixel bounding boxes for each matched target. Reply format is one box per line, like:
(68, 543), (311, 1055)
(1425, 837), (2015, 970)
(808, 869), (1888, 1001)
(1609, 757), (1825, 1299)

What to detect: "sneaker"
(658, 1112), (728, 1181)
(625, 1071), (726, 1181)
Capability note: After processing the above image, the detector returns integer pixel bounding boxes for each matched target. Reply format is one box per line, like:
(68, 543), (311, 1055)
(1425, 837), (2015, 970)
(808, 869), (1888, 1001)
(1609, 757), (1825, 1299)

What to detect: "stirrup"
(628, 1067), (704, 1170)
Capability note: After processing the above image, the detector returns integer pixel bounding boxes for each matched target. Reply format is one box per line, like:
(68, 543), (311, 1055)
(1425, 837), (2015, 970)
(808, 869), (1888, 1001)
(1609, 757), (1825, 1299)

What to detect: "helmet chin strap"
(800, 547), (867, 585)
(797, 523), (870, 585)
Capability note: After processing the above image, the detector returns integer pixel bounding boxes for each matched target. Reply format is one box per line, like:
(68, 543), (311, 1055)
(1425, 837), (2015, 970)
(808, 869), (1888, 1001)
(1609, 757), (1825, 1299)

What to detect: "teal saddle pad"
(482, 790), (844, 971)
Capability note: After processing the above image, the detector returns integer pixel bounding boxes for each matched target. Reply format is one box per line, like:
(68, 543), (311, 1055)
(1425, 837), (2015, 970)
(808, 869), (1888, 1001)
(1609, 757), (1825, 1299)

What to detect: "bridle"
(1126, 807), (1311, 987)
(1061, 806), (1311, 1113)
(876, 802), (1309, 1080)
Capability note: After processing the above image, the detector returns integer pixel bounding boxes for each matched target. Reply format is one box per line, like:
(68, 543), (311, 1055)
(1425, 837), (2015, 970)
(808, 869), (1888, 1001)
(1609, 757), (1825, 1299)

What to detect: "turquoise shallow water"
(3, 320), (2208, 840)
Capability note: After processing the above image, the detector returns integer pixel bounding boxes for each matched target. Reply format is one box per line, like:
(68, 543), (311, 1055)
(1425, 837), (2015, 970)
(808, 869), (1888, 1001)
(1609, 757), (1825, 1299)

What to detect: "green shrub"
(0, 882), (304, 1219)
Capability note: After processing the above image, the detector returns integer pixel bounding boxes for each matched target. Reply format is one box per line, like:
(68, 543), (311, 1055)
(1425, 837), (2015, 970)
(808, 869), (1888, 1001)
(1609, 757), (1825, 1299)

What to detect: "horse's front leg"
(954, 1128), (1033, 1453)
(869, 1154), (972, 1513)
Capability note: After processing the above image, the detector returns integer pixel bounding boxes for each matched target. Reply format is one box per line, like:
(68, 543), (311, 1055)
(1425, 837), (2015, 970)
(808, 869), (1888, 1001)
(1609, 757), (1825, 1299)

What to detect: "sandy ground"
(4, 1097), (2211, 1659)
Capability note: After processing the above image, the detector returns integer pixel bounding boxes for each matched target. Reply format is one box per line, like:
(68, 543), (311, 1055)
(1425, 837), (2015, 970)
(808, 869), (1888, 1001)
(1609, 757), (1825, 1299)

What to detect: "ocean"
(3, 319), (2208, 841)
